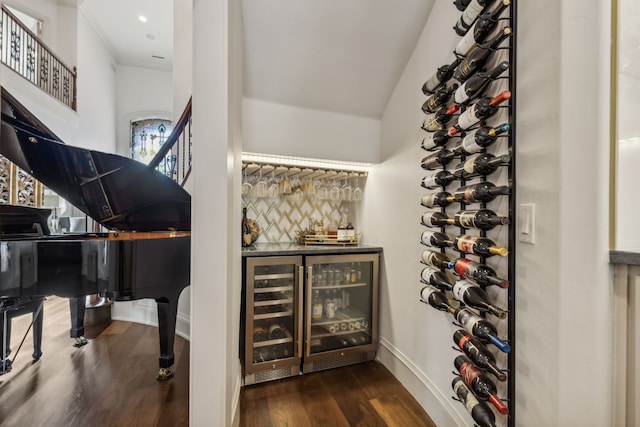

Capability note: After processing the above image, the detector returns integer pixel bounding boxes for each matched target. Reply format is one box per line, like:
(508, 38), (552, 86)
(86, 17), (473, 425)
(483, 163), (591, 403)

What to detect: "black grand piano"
(0, 88), (191, 380)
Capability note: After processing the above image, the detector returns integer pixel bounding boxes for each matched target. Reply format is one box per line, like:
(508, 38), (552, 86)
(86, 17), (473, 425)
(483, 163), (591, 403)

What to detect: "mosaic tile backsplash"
(242, 196), (347, 243)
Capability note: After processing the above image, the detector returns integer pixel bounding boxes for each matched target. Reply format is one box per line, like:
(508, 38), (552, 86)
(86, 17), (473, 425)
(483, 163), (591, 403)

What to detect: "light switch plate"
(518, 203), (536, 244)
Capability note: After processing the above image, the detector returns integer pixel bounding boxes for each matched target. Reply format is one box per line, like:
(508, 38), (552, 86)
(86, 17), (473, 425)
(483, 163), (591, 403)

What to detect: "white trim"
(377, 337), (467, 427)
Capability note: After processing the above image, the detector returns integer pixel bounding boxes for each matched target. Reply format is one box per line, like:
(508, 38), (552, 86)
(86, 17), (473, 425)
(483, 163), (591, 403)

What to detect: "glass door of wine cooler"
(303, 253), (379, 372)
(244, 256), (303, 385)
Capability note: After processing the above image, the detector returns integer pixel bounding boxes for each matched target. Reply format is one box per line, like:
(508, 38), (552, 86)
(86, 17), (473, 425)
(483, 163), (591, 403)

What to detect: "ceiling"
(81, 0), (434, 119)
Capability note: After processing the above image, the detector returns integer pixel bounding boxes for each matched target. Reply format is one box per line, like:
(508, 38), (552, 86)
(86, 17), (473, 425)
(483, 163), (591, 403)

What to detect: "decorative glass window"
(130, 118), (173, 165)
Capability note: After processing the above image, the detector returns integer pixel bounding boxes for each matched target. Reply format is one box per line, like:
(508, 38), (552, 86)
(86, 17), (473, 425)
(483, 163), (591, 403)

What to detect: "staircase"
(0, 4), (192, 189)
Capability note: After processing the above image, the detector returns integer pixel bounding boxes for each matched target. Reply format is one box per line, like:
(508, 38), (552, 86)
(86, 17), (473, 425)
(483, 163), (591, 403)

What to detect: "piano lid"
(0, 88), (191, 232)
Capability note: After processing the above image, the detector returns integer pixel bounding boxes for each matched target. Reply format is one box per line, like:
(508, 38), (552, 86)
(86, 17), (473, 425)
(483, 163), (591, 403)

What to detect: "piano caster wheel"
(156, 367), (175, 381)
(0, 359), (12, 375)
(73, 337), (90, 348)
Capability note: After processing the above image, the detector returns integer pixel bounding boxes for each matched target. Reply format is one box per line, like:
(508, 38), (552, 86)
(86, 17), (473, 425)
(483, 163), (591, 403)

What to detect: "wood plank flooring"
(239, 360), (437, 427)
(0, 296), (189, 427)
(1, 297), (436, 427)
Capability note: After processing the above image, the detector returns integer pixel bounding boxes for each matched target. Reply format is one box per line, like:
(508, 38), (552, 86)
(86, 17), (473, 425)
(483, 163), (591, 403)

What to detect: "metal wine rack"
(417, 2), (516, 427)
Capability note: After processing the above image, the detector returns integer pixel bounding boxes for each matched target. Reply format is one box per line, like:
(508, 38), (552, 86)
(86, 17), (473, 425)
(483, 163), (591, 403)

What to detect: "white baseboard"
(111, 300), (191, 341)
(377, 337), (467, 427)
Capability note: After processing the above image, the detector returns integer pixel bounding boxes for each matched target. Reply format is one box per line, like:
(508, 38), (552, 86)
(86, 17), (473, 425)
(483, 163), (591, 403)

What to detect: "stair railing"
(0, 5), (77, 111)
(148, 97), (192, 187)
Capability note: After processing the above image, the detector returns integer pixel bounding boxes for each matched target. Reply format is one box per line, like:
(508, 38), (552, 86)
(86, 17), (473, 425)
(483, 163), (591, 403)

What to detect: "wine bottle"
(452, 152), (511, 179)
(454, 61), (510, 106)
(455, 307), (510, 352)
(422, 84), (458, 114)
(420, 211), (452, 228)
(450, 90), (511, 134)
(421, 130), (452, 151)
(454, 0), (512, 57)
(448, 182), (511, 204)
(420, 230), (454, 248)
(421, 170), (456, 189)
(454, 0), (473, 11)
(268, 323), (286, 339)
(422, 58), (461, 95)
(421, 104), (460, 132)
(452, 279), (507, 318)
(242, 207), (252, 247)
(453, 27), (512, 83)
(453, 209), (509, 231)
(420, 266), (456, 291)
(420, 249), (456, 269)
(453, 0), (492, 36)
(452, 376), (497, 427)
(454, 234), (508, 257)
(420, 149), (456, 170)
(421, 191), (454, 209)
(453, 258), (509, 288)
(420, 285), (457, 314)
(454, 330), (507, 381)
(451, 123), (510, 156)
(454, 355), (509, 415)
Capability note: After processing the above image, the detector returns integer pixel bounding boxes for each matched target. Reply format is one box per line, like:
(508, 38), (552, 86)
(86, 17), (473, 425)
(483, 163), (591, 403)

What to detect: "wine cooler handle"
(305, 265), (313, 357)
(297, 265), (304, 359)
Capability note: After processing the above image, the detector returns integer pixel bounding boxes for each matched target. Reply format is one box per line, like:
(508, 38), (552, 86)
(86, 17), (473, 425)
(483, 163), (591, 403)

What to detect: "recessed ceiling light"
(146, 33), (155, 40)
(138, 15), (148, 23)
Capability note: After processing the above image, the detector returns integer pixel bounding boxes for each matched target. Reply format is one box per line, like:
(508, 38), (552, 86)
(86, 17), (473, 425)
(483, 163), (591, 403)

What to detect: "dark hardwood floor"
(1, 297), (436, 427)
(0, 296), (189, 427)
(239, 359), (437, 427)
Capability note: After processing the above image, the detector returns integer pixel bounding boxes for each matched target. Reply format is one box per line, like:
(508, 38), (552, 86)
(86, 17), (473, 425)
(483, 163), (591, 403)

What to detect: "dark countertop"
(610, 250), (640, 266)
(242, 242), (383, 257)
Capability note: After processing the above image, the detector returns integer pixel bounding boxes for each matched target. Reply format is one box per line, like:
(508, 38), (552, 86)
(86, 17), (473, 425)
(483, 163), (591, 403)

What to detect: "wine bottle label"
(454, 83), (470, 105)
(422, 114), (445, 132)
(461, 129), (483, 154)
(421, 133), (439, 151)
(453, 380), (481, 411)
(457, 235), (478, 253)
(455, 26), (477, 56)
(461, 0), (485, 26)
(420, 286), (437, 302)
(421, 192), (441, 208)
(463, 187), (479, 203)
(457, 212), (479, 228)
(420, 267), (437, 283)
(452, 279), (477, 302)
(457, 105), (479, 130)
(423, 73), (441, 94)
(421, 230), (437, 246)
(459, 362), (482, 388)
(462, 156), (478, 174)
(421, 172), (442, 189)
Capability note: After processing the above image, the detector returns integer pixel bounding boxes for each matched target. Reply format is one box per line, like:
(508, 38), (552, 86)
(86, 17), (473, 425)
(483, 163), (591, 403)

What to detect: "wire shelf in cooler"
(253, 336), (294, 348)
(254, 272), (295, 281)
(253, 310), (294, 320)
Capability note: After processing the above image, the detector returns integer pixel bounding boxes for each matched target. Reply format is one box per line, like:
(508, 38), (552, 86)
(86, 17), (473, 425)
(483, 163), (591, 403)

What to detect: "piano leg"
(69, 298), (89, 347)
(155, 297), (178, 381)
(1, 309), (12, 374)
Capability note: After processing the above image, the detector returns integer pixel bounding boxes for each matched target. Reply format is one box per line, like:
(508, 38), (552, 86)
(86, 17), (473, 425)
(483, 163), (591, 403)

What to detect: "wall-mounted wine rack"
(417, 1), (516, 427)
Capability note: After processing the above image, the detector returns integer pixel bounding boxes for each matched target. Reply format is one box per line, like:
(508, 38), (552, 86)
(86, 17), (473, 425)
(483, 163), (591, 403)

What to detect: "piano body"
(0, 88), (191, 380)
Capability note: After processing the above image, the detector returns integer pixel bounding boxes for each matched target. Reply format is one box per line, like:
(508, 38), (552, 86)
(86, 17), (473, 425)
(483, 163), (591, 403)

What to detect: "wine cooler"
(243, 256), (303, 385)
(242, 251), (380, 385)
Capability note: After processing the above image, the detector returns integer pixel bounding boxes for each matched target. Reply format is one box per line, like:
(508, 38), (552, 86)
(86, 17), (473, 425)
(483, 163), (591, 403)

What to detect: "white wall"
(173, 0), (192, 121)
(363, 0), (613, 426)
(114, 64), (173, 156)
(190, 0), (243, 425)
(75, 8), (116, 152)
(243, 97), (381, 163)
